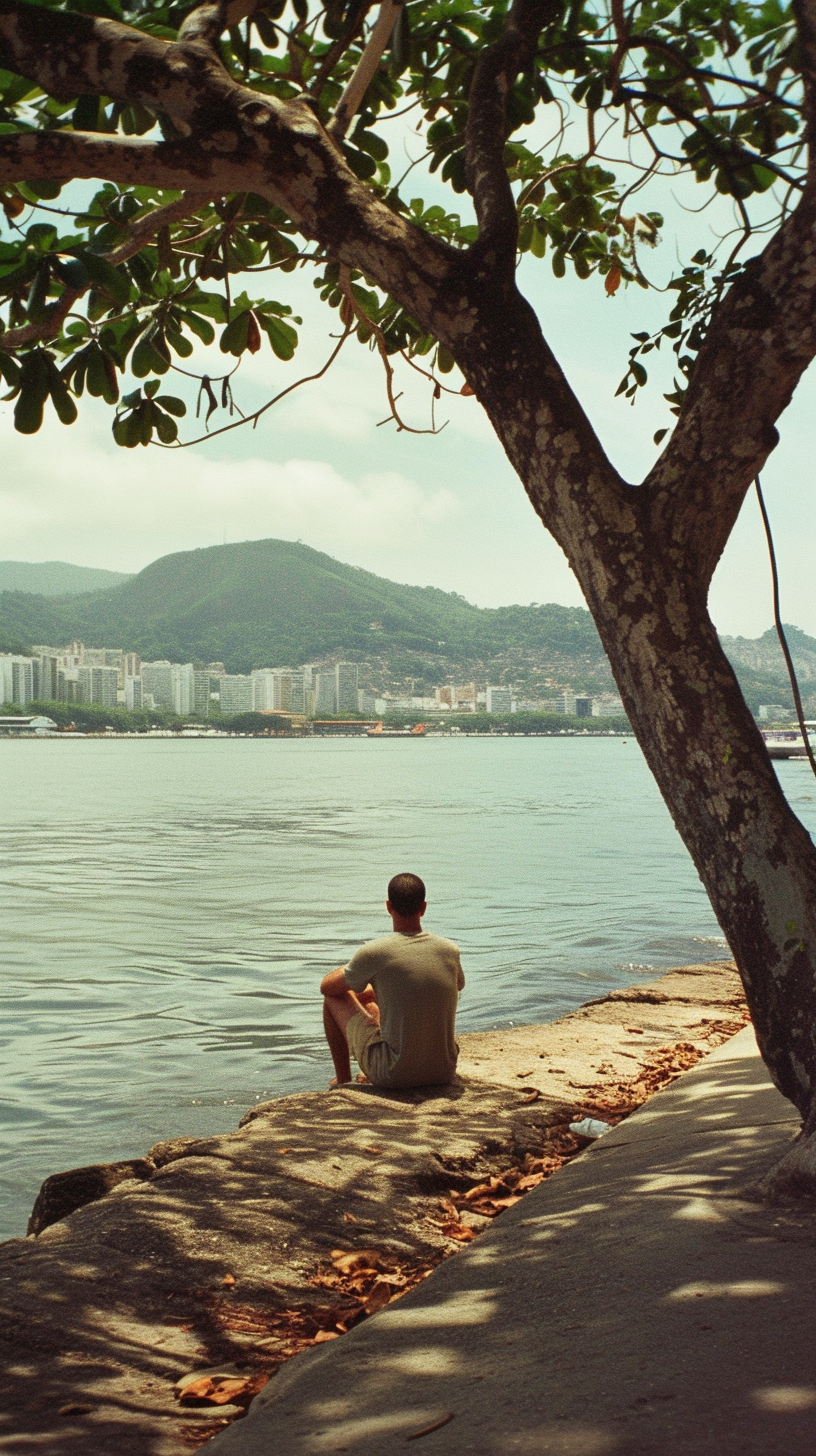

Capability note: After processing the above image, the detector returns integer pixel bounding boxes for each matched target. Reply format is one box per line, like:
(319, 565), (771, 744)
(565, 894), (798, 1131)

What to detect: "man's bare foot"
(329, 1075), (352, 1089)
(355, 1071), (370, 1084)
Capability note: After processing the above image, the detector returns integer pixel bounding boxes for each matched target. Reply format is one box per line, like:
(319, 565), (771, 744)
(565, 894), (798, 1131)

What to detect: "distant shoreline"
(0, 728), (632, 741)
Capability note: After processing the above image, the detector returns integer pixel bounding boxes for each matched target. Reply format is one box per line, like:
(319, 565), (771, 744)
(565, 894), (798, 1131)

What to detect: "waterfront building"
(77, 664), (119, 707)
(486, 685), (514, 714)
(358, 689), (377, 714)
(220, 674), (254, 713)
(57, 668), (79, 702)
(193, 669), (212, 718)
(141, 661), (174, 711)
(171, 663), (194, 715)
(335, 662), (359, 715)
(36, 653), (59, 701)
(125, 675), (142, 710)
(314, 671), (337, 714)
(591, 695), (626, 718)
(123, 652), (141, 681)
(574, 695), (592, 718)
(0, 655), (36, 706)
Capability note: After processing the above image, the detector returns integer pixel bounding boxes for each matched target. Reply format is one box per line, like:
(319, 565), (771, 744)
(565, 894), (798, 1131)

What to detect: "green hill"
(0, 538), (812, 708)
(0, 561), (132, 596)
(0, 539), (610, 686)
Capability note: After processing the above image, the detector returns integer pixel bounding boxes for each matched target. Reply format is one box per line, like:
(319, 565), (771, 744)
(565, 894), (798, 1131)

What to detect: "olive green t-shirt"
(344, 931), (465, 1088)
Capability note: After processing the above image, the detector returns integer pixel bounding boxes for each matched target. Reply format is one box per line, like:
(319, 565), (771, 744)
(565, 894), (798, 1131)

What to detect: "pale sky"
(2, 180), (814, 640)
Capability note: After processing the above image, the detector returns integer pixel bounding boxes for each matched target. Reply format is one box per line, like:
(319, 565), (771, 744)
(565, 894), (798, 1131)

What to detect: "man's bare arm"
(320, 967), (351, 997)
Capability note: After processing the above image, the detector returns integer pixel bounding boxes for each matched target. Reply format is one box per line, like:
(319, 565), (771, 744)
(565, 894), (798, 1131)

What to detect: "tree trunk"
(452, 284), (816, 1132)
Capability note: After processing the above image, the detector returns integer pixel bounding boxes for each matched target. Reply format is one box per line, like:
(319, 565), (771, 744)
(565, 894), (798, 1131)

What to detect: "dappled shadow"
(205, 1034), (816, 1456)
(0, 1075), (571, 1454)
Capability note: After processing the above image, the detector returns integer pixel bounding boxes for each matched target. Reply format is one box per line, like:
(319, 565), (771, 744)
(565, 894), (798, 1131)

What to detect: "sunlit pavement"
(210, 1027), (815, 1456)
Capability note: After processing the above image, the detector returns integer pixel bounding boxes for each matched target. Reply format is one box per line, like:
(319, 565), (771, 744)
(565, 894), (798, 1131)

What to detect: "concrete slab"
(210, 1029), (816, 1456)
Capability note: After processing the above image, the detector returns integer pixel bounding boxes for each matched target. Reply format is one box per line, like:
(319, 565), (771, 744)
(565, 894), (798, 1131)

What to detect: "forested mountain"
(0, 538), (812, 709)
(0, 561), (132, 596)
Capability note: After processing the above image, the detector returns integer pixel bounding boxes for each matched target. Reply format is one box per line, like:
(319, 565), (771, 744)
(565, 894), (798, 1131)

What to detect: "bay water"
(2, 735), (814, 1241)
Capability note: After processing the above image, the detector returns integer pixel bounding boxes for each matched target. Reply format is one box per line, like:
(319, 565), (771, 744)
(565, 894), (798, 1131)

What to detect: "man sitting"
(320, 872), (465, 1088)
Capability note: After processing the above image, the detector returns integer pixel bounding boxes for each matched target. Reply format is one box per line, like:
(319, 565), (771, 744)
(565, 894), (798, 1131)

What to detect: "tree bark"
(447, 279), (816, 1130)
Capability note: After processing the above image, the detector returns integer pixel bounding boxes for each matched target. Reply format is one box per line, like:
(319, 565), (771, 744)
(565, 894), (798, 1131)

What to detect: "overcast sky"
(2, 183), (814, 641)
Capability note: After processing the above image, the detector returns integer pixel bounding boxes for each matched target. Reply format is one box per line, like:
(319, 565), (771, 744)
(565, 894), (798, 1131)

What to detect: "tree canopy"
(0, 0), (805, 445)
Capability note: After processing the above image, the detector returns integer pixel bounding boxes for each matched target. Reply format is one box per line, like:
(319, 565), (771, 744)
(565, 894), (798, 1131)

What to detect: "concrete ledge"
(210, 1029), (814, 1456)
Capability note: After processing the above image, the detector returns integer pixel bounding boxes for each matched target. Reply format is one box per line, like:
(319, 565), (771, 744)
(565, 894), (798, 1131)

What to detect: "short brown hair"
(388, 872), (426, 916)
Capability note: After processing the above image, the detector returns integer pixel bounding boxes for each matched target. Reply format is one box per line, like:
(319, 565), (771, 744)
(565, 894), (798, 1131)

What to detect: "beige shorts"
(346, 1010), (390, 1083)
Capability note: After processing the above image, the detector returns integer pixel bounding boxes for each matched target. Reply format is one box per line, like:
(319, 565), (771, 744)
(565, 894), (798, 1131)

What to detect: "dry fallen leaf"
(441, 1221), (476, 1243)
(519, 1088), (541, 1103)
(342, 1211), (360, 1224)
(179, 1376), (252, 1406)
(58, 1403), (93, 1417)
(222, 1274), (236, 1287)
(312, 1330), (340, 1344)
(330, 1249), (383, 1274)
(363, 1145), (384, 1154)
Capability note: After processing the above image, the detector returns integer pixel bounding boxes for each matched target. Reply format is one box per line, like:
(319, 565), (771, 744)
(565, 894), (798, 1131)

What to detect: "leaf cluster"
(0, 0), (805, 442)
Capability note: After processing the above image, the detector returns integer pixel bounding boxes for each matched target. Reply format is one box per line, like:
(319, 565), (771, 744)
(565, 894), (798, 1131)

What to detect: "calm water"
(2, 736), (814, 1241)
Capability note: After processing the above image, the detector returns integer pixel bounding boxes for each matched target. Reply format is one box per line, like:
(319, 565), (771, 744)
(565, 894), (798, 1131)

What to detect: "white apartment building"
(141, 661), (174, 710)
(486, 686), (514, 714)
(220, 674), (254, 713)
(171, 663), (194, 715)
(591, 694), (626, 717)
(314, 671), (337, 714)
(0, 655), (35, 706)
(77, 664), (119, 707)
(335, 662), (359, 715)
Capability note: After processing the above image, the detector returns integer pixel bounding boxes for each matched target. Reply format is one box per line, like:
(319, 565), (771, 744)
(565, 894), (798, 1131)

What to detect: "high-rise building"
(574, 696), (592, 718)
(57, 668), (80, 702)
(314, 671), (337, 715)
(36, 654), (59, 701)
(141, 661), (174, 710)
(335, 662), (359, 715)
(486, 686), (513, 714)
(77, 665), (119, 706)
(193, 669), (212, 718)
(219, 674), (254, 713)
(171, 663), (194, 715)
(125, 676), (142, 709)
(0, 655), (35, 706)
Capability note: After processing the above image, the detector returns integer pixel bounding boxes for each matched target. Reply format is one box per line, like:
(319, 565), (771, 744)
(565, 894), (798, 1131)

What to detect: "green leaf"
(156, 395), (186, 416)
(80, 250), (132, 306)
(220, 311), (251, 356)
(257, 312), (298, 360)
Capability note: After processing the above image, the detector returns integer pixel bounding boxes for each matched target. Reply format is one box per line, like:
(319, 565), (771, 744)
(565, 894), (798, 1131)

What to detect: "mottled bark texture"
(2, 0), (816, 1133)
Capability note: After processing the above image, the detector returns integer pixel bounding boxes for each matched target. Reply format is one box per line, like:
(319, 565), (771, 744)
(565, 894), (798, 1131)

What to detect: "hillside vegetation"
(0, 538), (812, 709)
(0, 561), (132, 597)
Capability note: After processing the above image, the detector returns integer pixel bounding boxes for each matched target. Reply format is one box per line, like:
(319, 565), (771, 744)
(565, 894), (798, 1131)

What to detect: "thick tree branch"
(464, 0), (557, 268)
(1, 191), (212, 351)
(327, 0), (402, 140)
(0, 128), (261, 191)
(644, 184), (816, 586)
(795, 0), (816, 162)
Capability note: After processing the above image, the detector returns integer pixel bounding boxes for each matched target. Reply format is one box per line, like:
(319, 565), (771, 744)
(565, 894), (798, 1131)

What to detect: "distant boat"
(763, 723), (815, 760)
(366, 722), (427, 738)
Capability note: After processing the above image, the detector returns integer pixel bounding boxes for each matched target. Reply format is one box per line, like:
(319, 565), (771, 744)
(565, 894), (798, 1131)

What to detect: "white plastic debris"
(569, 1117), (613, 1139)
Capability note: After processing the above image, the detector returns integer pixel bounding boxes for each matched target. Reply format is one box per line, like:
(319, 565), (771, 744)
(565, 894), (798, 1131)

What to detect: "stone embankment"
(0, 963), (748, 1455)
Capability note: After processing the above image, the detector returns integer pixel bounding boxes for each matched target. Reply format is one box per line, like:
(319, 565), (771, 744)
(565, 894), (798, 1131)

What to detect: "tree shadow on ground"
(0, 1077), (570, 1454)
(207, 1041), (816, 1456)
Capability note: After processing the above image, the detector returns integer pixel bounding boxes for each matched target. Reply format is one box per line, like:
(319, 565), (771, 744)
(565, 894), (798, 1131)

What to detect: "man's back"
(344, 930), (464, 1087)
